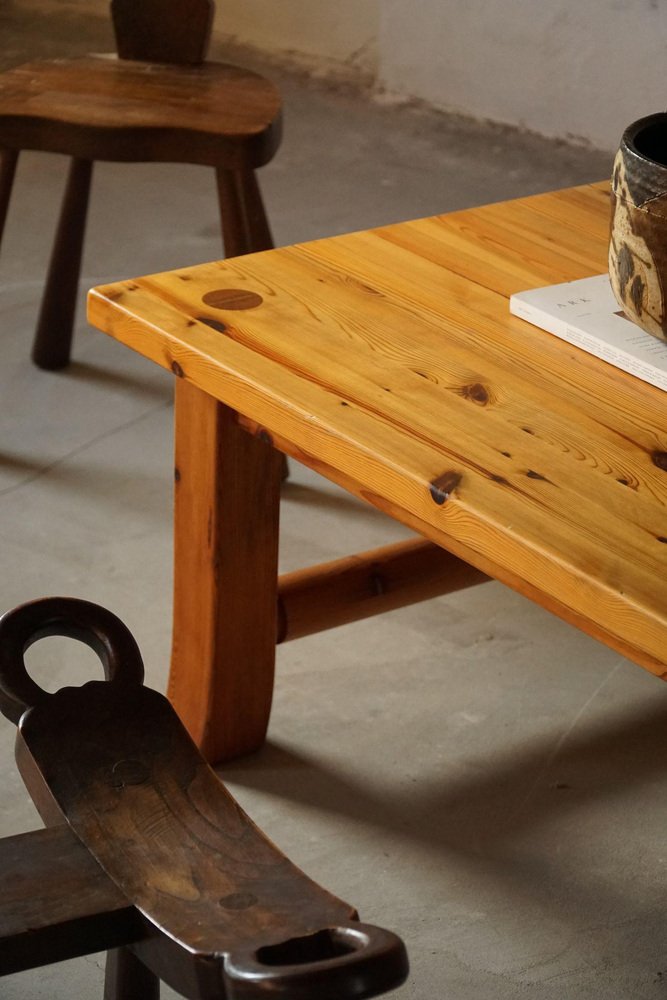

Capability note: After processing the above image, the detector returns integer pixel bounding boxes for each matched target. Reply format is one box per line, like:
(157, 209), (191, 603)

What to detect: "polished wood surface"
(0, 598), (408, 998)
(89, 183), (667, 755)
(111, 0), (214, 65)
(0, 825), (137, 976)
(0, 56), (281, 168)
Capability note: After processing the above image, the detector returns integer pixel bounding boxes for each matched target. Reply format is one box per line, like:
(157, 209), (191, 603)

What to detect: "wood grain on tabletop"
(88, 183), (667, 676)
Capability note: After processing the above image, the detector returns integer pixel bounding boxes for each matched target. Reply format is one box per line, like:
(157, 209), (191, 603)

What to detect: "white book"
(509, 273), (667, 392)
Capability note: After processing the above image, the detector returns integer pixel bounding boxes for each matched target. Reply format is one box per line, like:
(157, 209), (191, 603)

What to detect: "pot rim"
(623, 112), (667, 166)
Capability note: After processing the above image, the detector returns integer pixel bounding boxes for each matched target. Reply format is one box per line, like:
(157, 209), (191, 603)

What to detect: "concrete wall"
(217, 0), (667, 152)
(13, 0), (667, 151)
(219, 0), (379, 82)
(376, 0), (667, 151)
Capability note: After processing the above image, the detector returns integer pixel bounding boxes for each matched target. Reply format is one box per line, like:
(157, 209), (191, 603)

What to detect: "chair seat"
(0, 56), (282, 168)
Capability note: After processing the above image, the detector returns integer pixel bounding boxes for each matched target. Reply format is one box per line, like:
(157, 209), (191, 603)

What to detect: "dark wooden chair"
(0, 0), (282, 370)
(0, 597), (409, 999)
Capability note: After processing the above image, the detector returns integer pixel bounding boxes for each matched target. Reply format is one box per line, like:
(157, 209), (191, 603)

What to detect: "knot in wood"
(110, 759), (150, 788)
(256, 427), (274, 446)
(429, 471), (462, 505)
(219, 891), (258, 910)
(196, 315), (227, 333)
(460, 382), (490, 405)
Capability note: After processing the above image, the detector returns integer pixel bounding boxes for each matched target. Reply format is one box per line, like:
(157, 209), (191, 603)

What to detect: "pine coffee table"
(88, 182), (667, 764)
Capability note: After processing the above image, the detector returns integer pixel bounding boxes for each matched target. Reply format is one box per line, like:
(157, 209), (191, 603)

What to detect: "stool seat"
(0, 597), (409, 999)
(0, 56), (282, 168)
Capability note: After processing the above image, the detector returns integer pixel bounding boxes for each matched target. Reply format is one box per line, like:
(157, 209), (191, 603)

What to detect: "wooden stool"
(0, 0), (281, 370)
(0, 597), (408, 999)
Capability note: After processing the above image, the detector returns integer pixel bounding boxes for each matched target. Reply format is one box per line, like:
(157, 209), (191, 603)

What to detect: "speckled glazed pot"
(609, 113), (667, 342)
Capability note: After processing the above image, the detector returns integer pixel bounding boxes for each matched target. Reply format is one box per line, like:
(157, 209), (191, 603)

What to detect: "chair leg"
(104, 946), (160, 1000)
(0, 149), (18, 249)
(239, 169), (274, 252)
(31, 157), (93, 370)
(215, 167), (273, 257)
(216, 168), (249, 257)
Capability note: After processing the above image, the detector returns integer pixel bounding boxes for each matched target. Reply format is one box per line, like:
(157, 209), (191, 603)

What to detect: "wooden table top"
(88, 182), (667, 678)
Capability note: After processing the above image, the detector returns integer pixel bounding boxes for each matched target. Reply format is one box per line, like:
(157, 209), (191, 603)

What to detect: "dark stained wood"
(0, 597), (409, 997)
(18, 681), (406, 998)
(112, 0), (214, 65)
(240, 169), (275, 251)
(0, 0), (281, 368)
(0, 59), (282, 169)
(217, 168), (275, 256)
(0, 825), (140, 976)
(104, 946), (160, 1000)
(32, 157), (93, 370)
(217, 168), (255, 258)
(0, 594), (145, 725)
(0, 149), (17, 246)
(14, 733), (70, 828)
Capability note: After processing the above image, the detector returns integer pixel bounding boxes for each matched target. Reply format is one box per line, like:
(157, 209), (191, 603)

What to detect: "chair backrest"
(110, 0), (215, 65)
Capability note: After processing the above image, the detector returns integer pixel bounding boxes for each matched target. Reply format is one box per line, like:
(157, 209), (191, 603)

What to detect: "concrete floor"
(3, 8), (667, 1000)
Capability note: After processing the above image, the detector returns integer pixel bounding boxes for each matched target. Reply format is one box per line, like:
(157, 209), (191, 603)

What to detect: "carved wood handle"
(0, 597), (410, 998)
(0, 597), (144, 723)
(224, 923), (409, 999)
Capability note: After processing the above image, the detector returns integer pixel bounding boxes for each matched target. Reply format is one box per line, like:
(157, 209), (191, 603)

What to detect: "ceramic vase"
(609, 112), (667, 342)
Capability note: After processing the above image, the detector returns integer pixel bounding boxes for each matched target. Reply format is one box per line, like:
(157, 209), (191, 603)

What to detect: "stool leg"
(0, 149), (18, 248)
(104, 946), (160, 1000)
(216, 168), (249, 257)
(215, 168), (273, 257)
(31, 157), (93, 370)
(238, 169), (274, 252)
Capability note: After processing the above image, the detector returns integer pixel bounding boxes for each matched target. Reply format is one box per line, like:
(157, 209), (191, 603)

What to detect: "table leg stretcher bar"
(277, 536), (489, 644)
